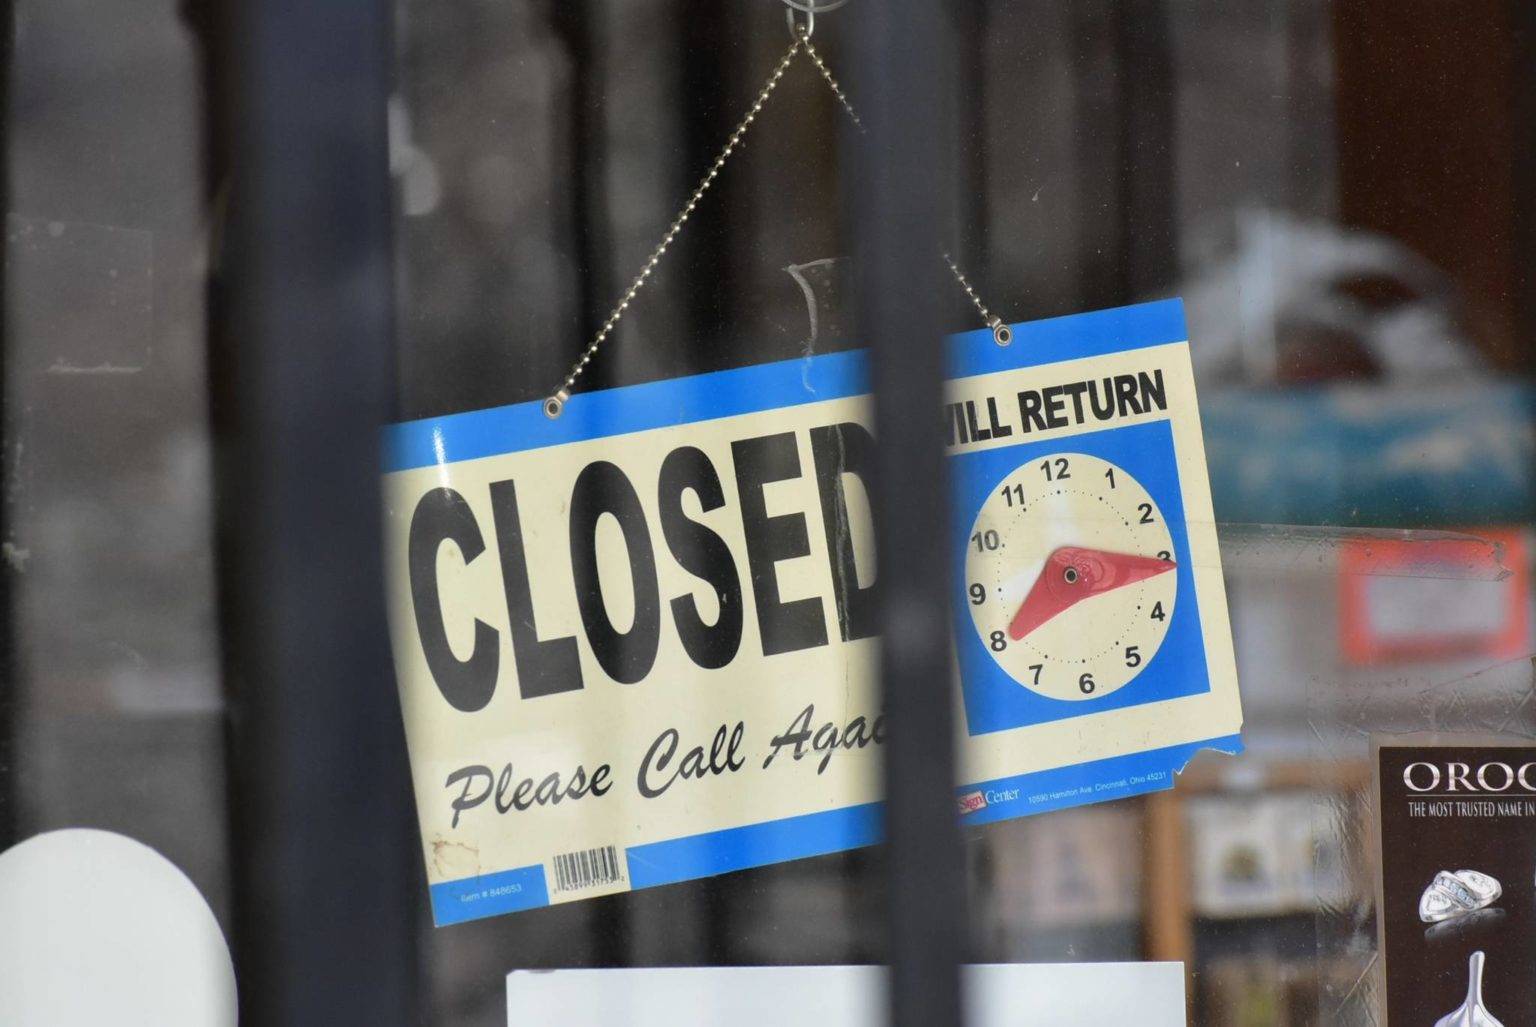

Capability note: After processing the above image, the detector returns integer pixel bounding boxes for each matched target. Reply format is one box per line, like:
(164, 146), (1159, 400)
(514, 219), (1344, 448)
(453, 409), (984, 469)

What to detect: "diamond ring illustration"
(1419, 870), (1502, 923)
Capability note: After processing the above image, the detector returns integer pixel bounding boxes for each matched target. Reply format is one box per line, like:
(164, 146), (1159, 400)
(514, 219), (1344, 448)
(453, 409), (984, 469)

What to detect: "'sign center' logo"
(957, 791), (988, 815)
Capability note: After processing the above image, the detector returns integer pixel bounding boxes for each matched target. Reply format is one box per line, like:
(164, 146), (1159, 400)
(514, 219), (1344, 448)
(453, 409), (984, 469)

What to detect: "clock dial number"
(1125, 646), (1142, 667)
(989, 631), (1007, 652)
(1150, 601), (1166, 622)
(1137, 502), (1155, 524)
(1028, 664), (1043, 686)
(1078, 672), (1095, 694)
(1001, 483), (1025, 507)
(972, 529), (1001, 552)
(1040, 457), (1070, 481)
(968, 582), (987, 605)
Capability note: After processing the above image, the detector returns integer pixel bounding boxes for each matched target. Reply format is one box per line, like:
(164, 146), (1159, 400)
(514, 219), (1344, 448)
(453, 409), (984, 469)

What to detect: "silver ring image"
(1419, 869), (1502, 923)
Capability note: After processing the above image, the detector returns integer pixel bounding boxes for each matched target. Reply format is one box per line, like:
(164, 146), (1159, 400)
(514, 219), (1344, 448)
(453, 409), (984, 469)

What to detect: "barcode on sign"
(551, 845), (625, 893)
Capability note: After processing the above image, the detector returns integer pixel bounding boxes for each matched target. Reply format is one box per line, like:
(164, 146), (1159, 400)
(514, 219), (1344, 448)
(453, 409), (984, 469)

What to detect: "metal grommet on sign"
(544, 389), (569, 420)
(942, 252), (1010, 345)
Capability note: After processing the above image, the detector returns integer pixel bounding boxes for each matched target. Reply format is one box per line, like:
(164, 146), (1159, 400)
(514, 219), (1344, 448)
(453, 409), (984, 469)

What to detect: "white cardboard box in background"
(506, 963), (1185, 1026)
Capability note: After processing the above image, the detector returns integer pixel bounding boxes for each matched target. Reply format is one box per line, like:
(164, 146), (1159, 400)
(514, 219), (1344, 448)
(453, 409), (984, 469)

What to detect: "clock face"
(964, 452), (1177, 701)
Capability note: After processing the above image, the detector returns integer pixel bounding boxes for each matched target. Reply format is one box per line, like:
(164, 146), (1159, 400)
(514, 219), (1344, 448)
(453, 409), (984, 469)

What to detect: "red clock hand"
(1007, 546), (1174, 641)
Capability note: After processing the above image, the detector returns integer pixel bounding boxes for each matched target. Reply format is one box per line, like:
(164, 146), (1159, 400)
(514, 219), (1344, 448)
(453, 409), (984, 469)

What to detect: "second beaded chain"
(545, 13), (1007, 419)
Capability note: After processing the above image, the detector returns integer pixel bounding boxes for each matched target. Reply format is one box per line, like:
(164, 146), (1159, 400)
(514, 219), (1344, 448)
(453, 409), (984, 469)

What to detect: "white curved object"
(0, 828), (236, 1026)
(1435, 951), (1504, 1027)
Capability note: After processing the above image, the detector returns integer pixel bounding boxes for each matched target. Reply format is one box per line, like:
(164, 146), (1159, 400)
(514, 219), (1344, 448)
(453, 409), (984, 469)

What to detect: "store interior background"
(6, 1), (1535, 1024)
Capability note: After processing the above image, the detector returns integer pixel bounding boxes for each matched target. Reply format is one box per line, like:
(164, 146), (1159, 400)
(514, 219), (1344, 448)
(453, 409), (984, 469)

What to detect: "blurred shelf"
(1144, 755), (1376, 1016)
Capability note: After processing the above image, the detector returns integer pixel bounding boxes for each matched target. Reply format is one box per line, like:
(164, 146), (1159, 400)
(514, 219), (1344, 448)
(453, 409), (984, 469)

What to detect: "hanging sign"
(383, 298), (1243, 926)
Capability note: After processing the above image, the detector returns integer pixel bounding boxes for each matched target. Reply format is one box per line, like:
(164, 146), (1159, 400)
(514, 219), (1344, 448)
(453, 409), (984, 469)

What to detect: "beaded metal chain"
(545, 11), (1006, 419)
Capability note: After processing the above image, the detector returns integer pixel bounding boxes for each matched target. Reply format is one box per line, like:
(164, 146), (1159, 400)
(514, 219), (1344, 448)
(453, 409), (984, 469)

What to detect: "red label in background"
(1339, 529), (1530, 666)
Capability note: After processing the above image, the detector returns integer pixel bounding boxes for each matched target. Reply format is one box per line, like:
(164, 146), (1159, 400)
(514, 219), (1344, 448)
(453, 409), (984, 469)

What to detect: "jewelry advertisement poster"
(383, 298), (1244, 926)
(1376, 741), (1536, 1025)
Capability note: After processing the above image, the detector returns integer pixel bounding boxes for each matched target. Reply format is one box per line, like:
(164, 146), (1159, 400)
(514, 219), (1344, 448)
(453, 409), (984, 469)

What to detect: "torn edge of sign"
(951, 730), (1243, 825)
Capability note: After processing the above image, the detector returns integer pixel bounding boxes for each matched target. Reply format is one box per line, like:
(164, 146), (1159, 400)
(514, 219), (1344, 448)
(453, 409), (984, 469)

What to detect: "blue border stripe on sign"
(624, 801), (886, 890)
(429, 862), (549, 926)
(382, 298), (1188, 473)
(421, 733), (1241, 924)
(957, 733), (1244, 827)
(942, 296), (1187, 382)
(614, 729), (1237, 893)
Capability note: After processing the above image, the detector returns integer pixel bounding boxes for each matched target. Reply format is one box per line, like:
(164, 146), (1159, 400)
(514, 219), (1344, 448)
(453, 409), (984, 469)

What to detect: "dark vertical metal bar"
(208, 0), (419, 1023)
(680, 0), (736, 348)
(848, 4), (966, 1027)
(1067, 3), (1122, 312)
(551, 0), (610, 351)
(0, 0), (13, 852)
(1114, 0), (1177, 298)
(1070, 1), (1176, 309)
(550, 0), (635, 966)
(954, 2), (991, 284)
